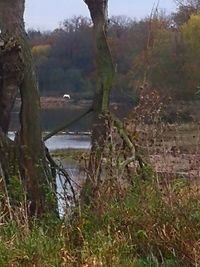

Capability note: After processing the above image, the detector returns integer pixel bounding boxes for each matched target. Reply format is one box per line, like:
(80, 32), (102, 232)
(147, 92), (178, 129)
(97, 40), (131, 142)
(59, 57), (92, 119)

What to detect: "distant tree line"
(28, 1), (200, 102)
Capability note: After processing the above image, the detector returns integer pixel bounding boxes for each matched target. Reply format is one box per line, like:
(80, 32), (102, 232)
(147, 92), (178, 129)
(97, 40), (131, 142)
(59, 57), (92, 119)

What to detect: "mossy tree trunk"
(0, 0), (56, 217)
(83, 0), (115, 178)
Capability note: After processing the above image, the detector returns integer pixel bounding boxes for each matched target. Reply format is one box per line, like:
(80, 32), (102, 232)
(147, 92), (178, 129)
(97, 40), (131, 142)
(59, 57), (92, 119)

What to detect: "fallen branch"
(112, 114), (147, 172)
(112, 114), (135, 154)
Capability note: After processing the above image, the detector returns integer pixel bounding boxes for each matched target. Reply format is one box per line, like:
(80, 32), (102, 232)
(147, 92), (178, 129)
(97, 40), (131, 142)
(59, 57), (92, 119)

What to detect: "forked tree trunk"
(0, 0), (56, 216)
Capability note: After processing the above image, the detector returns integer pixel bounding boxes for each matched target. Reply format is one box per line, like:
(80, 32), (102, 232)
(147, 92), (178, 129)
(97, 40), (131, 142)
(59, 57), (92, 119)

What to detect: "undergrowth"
(0, 174), (199, 266)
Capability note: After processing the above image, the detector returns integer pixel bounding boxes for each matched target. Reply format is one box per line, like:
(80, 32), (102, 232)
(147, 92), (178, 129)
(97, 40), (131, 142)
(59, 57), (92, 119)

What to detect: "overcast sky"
(24, 0), (177, 30)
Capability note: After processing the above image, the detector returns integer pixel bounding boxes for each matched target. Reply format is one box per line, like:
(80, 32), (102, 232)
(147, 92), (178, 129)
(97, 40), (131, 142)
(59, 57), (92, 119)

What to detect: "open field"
(127, 123), (200, 184)
(51, 122), (200, 186)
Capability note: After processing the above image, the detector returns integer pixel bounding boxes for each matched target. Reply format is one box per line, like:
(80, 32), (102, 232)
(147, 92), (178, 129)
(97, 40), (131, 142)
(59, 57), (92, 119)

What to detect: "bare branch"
(43, 107), (93, 141)
(45, 147), (77, 204)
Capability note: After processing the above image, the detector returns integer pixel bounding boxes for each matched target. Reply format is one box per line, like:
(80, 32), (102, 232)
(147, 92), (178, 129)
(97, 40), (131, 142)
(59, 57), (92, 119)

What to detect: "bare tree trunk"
(0, 0), (56, 216)
(81, 1), (146, 205)
(79, 0), (115, 205)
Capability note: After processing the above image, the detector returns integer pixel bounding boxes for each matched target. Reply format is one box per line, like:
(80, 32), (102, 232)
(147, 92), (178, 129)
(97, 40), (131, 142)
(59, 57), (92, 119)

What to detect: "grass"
(0, 219), (63, 266)
(69, 176), (199, 266)
(1, 119), (200, 266)
(0, 174), (199, 266)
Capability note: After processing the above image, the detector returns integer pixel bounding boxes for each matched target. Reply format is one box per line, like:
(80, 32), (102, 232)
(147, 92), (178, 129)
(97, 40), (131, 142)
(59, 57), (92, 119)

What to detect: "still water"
(8, 131), (90, 174)
(8, 131), (91, 210)
(8, 132), (91, 151)
(45, 134), (91, 150)
(9, 109), (92, 213)
(10, 108), (93, 132)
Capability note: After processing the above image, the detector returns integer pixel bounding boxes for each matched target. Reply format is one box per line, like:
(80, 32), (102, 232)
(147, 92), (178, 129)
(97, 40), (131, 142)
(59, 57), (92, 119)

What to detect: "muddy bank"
(14, 97), (127, 110)
(14, 97), (92, 110)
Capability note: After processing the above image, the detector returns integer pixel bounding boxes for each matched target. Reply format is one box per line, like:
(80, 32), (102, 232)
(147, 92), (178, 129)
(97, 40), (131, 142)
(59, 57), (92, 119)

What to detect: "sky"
(24, 0), (177, 31)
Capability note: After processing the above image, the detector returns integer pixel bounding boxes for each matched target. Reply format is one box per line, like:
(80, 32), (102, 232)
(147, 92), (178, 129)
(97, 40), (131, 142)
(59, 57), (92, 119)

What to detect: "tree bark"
(83, 0), (115, 175)
(84, 0), (114, 128)
(0, 0), (24, 133)
(79, 0), (115, 205)
(0, 0), (57, 216)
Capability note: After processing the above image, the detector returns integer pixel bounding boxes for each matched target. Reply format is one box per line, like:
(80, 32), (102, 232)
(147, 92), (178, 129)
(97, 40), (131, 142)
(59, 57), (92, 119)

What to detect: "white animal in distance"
(63, 94), (70, 99)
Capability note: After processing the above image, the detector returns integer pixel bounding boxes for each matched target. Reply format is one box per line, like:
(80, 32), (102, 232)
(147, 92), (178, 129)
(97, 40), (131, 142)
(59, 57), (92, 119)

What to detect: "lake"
(8, 131), (90, 180)
(8, 131), (91, 155)
(10, 108), (93, 132)
(8, 131), (91, 213)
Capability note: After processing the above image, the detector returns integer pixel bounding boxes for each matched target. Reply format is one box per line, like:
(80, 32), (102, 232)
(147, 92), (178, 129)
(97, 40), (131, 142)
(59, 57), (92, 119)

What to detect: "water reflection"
(10, 108), (93, 132)
(8, 131), (91, 150)
(9, 104), (91, 213)
(45, 134), (91, 150)
(8, 131), (90, 212)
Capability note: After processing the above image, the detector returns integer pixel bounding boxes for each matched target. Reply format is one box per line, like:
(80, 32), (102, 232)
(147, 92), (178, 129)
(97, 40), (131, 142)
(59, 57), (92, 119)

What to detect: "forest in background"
(28, 4), (200, 103)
